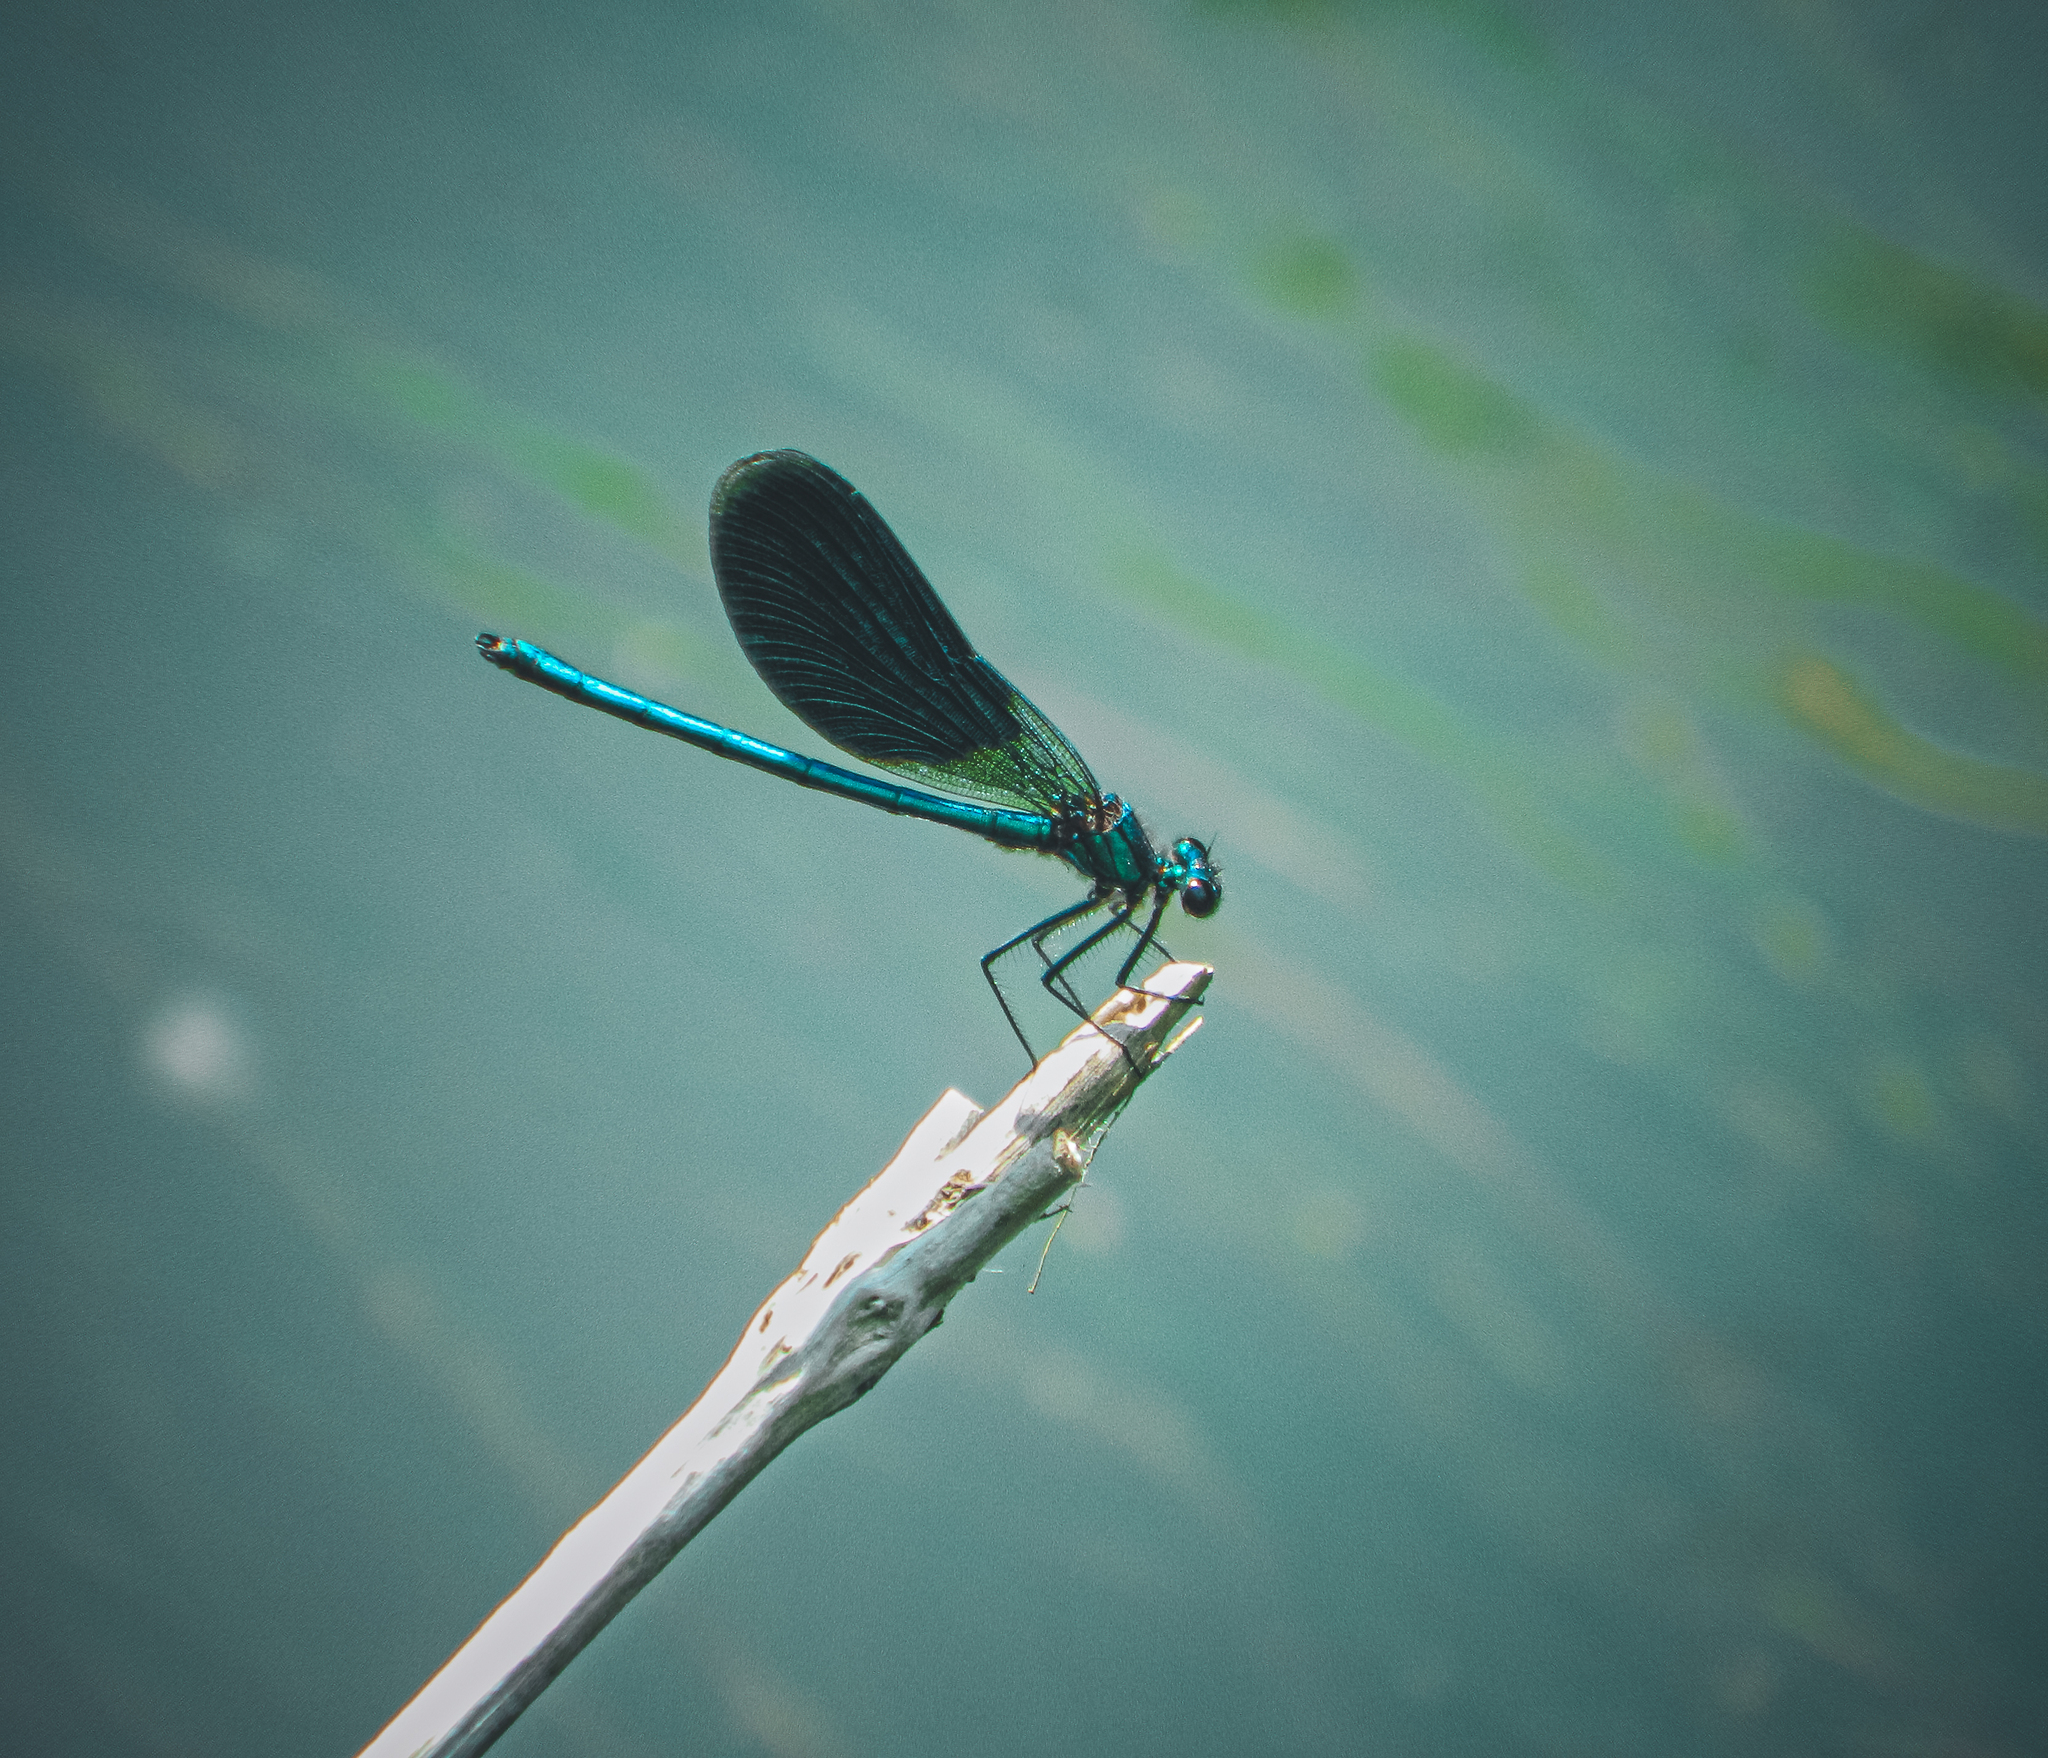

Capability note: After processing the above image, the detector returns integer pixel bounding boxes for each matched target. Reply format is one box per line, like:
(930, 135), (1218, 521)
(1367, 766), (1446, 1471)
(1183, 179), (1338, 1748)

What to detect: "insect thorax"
(1054, 795), (1157, 896)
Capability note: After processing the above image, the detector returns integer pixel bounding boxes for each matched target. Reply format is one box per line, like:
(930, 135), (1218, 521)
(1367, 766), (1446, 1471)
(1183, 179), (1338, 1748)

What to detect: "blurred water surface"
(2, 2), (2044, 1754)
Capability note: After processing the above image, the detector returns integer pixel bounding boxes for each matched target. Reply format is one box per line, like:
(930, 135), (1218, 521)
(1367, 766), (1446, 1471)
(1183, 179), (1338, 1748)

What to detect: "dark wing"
(709, 450), (1100, 817)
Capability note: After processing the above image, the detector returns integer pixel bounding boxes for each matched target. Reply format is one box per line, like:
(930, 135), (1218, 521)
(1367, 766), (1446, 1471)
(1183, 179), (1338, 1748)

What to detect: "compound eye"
(1179, 875), (1219, 918)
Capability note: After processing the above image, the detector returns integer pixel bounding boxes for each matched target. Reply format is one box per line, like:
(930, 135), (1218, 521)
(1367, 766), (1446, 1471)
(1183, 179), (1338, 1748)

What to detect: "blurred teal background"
(3, 2), (2045, 1753)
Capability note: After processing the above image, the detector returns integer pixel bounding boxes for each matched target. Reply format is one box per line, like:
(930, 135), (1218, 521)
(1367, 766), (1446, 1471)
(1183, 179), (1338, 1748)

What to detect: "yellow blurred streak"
(0, 301), (248, 492)
(1865, 1054), (1942, 1146)
(1749, 893), (1832, 987)
(1357, 325), (2048, 833)
(1018, 1345), (1248, 1531)
(706, 1648), (850, 1758)
(1235, 228), (2048, 845)
(1287, 1185), (1372, 1260)
(1613, 697), (1748, 864)
(1428, 1246), (1568, 1392)
(1723, 1077), (1838, 1173)
(363, 1264), (589, 1516)
(1781, 655), (2048, 833)
(76, 184), (366, 336)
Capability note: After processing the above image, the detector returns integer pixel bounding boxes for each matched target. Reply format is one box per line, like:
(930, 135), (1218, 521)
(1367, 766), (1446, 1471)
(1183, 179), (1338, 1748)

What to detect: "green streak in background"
(1232, 222), (2048, 846)
(69, 194), (707, 577)
(803, 293), (1620, 885)
(1195, 0), (1547, 66)
(321, 344), (717, 668)
(54, 188), (720, 670)
(1109, 545), (1610, 889)
(1253, 235), (1360, 322)
(1369, 338), (1541, 460)
(40, 193), (2048, 856)
(1811, 222), (2048, 406)
(1369, 335), (2048, 681)
(420, 528), (616, 647)
(1342, 312), (2048, 833)
(351, 350), (699, 568)
(0, 286), (711, 694)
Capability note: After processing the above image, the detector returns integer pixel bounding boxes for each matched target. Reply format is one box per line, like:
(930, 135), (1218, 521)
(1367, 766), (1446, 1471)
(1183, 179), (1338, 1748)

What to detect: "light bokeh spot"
(141, 991), (254, 1105)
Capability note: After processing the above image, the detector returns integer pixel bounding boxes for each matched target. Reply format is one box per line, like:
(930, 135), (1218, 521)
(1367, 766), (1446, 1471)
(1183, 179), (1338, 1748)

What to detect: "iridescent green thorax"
(1055, 795), (1159, 897)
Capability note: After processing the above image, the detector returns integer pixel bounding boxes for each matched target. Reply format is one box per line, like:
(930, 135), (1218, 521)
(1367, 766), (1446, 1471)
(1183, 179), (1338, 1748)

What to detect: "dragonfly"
(478, 449), (1220, 1063)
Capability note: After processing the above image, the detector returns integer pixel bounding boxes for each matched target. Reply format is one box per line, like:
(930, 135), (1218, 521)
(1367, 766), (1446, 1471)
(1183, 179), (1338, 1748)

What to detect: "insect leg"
(1038, 897), (1137, 1024)
(1047, 888), (1194, 1073)
(982, 893), (1109, 1065)
(1114, 887), (1175, 989)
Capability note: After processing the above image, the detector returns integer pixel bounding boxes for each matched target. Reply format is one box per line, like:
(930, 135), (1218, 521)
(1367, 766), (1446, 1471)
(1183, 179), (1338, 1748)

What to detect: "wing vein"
(709, 451), (1101, 818)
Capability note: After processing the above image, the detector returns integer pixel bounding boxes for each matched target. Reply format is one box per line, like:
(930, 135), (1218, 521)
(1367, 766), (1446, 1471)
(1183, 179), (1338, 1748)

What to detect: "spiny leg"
(1114, 887), (1175, 990)
(1031, 902), (1110, 1017)
(982, 892), (1109, 1065)
(1039, 897), (1171, 1072)
(1039, 897), (1136, 1024)
(1110, 889), (1204, 1040)
(1046, 889), (1195, 1073)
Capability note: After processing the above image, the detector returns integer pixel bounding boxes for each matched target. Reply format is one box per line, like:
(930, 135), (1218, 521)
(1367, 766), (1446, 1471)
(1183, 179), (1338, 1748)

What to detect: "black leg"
(1114, 887), (1175, 990)
(982, 893), (1109, 1065)
(1031, 900), (1112, 1017)
(1040, 898), (1171, 1073)
(1114, 889), (1204, 1044)
(1039, 897), (1136, 1021)
(1040, 888), (1194, 1074)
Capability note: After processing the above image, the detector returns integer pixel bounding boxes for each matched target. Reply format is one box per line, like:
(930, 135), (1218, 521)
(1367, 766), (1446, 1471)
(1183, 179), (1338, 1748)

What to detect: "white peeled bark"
(357, 961), (1212, 1758)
